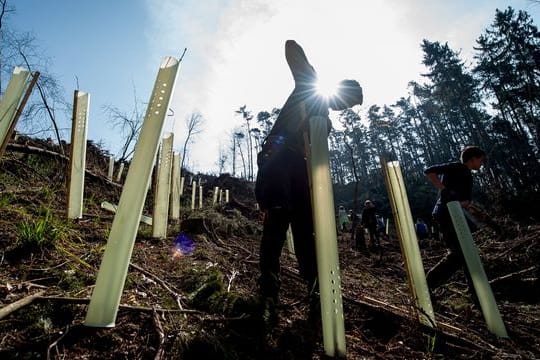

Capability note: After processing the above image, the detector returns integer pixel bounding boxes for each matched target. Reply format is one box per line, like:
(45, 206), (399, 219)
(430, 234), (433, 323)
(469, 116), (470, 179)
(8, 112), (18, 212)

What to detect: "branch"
(5, 143), (122, 188)
(152, 310), (166, 360)
(129, 262), (186, 309)
(0, 290), (45, 320)
(18, 52), (64, 155)
(489, 266), (536, 284)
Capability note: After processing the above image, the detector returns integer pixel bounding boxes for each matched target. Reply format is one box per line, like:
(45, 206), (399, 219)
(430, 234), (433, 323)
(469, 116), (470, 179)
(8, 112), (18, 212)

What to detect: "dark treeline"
(242, 7), (540, 223)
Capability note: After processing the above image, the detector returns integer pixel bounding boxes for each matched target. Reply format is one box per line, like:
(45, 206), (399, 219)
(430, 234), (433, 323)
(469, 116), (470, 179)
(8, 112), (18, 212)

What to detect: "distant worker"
(424, 146), (486, 296)
(255, 40), (363, 330)
(361, 200), (380, 248)
(337, 206), (349, 232)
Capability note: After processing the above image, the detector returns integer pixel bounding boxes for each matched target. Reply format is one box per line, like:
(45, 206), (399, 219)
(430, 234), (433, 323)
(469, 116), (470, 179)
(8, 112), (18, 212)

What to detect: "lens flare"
(171, 233), (195, 258)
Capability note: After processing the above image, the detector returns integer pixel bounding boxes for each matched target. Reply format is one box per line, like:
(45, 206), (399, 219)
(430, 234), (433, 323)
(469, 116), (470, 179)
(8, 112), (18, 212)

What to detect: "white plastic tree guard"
(115, 162), (125, 183)
(286, 225), (295, 257)
(198, 185), (203, 209)
(101, 201), (152, 226)
(67, 91), (90, 219)
(212, 186), (219, 205)
(447, 201), (508, 337)
(152, 132), (174, 238)
(179, 176), (185, 196)
(384, 161), (435, 327)
(85, 56), (180, 327)
(107, 156), (114, 181)
(225, 189), (229, 203)
(170, 152), (181, 220)
(309, 115), (346, 357)
(0, 67), (31, 152)
(190, 181), (196, 210)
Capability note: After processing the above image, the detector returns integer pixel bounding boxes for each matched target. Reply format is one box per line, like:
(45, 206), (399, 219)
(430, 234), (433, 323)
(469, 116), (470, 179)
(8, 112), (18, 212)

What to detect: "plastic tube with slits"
(447, 201), (508, 338)
(84, 57), (180, 327)
(309, 114), (346, 357)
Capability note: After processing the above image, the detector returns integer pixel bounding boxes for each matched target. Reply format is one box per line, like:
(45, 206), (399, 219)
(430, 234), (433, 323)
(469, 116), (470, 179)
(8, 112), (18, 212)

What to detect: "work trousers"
(255, 148), (317, 301)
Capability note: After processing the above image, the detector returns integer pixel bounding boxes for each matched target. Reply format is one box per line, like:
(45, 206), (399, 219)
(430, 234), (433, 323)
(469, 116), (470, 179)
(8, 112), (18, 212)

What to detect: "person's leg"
(426, 250), (461, 289)
(290, 206), (317, 291)
(427, 215), (461, 289)
(289, 153), (320, 322)
(370, 225), (380, 247)
(259, 208), (289, 301)
(355, 225), (368, 252)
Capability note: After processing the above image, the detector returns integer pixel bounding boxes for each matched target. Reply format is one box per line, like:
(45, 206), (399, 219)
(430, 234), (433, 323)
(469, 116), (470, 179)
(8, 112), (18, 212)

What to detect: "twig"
(227, 270), (239, 292)
(493, 237), (534, 260)
(342, 294), (498, 355)
(0, 290), (45, 320)
(129, 262), (186, 309)
(153, 309), (166, 360)
(200, 313), (250, 322)
(47, 325), (70, 360)
(31, 295), (202, 315)
(489, 266), (536, 284)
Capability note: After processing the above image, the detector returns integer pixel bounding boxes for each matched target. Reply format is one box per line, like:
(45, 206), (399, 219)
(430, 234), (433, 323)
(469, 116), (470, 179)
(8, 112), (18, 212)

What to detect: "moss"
(181, 332), (238, 360)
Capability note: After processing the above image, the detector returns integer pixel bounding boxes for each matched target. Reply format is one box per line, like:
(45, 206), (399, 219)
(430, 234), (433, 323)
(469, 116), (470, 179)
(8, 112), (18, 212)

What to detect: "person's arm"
(285, 40), (317, 85)
(426, 172), (444, 191)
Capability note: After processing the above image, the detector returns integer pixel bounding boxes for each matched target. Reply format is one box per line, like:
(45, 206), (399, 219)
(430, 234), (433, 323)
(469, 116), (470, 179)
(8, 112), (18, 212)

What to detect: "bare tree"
(181, 112), (204, 171)
(0, 0), (15, 96)
(103, 87), (144, 162)
(236, 105), (254, 181)
(234, 131), (247, 178)
(1, 11), (69, 150)
(216, 144), (228, 174)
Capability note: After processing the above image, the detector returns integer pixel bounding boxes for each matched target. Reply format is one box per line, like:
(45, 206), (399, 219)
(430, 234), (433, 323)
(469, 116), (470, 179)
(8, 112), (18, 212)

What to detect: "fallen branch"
(129, 262), (186, 309)
(5, 143), (121, 188)
(489, 266), (536, 284)
(493, 237), (535, 260)
(0, 290), (45, 320)
(47, 325), (70, 360)
(342, 294), (497, 355)
(152, 310), (166, 360)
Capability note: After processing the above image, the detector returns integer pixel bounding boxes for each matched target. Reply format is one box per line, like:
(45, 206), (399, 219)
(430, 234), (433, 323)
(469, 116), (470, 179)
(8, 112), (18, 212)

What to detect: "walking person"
(361, 200), (380, 249)
(424, 146), (486, 301)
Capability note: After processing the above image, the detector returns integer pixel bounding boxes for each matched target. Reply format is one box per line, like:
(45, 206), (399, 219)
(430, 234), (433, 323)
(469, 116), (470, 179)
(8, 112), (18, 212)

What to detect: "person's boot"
(260, 296), (278, 333)
(306, 280), (321, 325)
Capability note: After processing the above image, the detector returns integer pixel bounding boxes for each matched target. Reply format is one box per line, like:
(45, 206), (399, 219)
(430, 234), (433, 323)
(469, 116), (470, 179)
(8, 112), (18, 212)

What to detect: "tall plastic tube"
(384, 161), (436, 327)
(447, 201), (508, 337)
(309, 115), (346, 357)
(152, 132), (174, 238)
(85, 57), (180, 327)
(67, 91), (90, 219)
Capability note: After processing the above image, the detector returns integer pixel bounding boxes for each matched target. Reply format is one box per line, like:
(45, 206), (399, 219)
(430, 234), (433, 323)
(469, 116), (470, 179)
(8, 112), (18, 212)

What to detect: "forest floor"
(0, 138), (539, 359)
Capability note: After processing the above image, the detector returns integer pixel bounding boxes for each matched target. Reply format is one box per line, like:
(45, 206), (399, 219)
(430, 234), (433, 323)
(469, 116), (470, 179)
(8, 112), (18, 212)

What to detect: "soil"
(0, 138), (538, 359)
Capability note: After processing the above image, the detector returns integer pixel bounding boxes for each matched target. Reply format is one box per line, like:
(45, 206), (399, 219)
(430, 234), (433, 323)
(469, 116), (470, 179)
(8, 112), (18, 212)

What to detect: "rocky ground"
(0, 139), (538, 359)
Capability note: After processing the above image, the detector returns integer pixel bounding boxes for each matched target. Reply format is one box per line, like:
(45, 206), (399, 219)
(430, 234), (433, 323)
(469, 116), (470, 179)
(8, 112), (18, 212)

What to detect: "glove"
(441, 188), (459, 202)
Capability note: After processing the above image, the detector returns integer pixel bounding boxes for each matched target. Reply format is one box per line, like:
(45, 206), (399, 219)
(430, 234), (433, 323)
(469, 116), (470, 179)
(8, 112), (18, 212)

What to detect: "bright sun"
(315, 77), (338, 98)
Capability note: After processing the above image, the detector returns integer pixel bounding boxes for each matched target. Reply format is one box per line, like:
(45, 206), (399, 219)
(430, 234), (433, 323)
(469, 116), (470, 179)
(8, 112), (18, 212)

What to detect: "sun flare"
(315, 78), (338, 98)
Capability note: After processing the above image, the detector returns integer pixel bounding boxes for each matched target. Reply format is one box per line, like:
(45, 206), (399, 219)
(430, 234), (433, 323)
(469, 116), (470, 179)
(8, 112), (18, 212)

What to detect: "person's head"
(460, 146), (486, 170)
(364, 199), (372, 207)
(329, 80), (363, 111)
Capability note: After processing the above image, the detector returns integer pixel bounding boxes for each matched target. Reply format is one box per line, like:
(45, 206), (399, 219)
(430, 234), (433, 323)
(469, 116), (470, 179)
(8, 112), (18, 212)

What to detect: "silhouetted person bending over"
(424, 146), (486, 300)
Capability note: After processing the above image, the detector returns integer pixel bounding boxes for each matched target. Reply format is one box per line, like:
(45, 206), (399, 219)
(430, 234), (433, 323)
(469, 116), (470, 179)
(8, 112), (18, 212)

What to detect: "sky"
(6, 0), (540, 173)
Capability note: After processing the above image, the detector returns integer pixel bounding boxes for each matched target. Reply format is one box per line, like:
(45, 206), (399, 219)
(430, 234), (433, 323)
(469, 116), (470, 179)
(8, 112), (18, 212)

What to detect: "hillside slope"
(0, 139), (538, 359)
